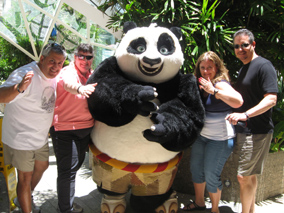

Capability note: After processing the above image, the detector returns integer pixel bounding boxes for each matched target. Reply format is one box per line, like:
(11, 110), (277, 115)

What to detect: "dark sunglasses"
(234, 43), (250, 49)
(75, 54), (93, 60)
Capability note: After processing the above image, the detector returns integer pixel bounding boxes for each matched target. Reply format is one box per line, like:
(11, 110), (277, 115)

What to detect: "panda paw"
(137, 86), (158, 116)
(122, 85), (158, 116)
(143, 113), (169, 143)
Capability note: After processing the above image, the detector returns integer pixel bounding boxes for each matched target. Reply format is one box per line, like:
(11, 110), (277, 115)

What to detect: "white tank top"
(200, 110), (235, 140)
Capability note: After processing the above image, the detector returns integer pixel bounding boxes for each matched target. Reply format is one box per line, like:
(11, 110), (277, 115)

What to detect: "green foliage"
(98, 0), (237, 73)
(96, 0), (284, 79)
(179, 0), (237, 73)
(271, 79), (284, 152)
(272, 80), (284, 124)
(271, 121), (284, 152)
(0, 36), (43, 80)
(216, 0), (284, 79)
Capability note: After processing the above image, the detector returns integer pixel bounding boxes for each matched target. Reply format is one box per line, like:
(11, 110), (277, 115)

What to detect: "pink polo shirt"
(52, 62), (94, 131)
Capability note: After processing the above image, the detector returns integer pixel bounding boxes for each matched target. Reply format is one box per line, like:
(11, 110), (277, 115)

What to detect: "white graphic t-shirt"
(0, 61), (57, 150)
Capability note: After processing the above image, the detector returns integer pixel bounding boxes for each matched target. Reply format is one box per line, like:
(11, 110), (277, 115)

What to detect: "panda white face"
(115, 24), (184, 84)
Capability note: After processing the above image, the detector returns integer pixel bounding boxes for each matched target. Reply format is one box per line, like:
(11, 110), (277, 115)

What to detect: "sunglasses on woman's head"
(75, 54), (93, 60)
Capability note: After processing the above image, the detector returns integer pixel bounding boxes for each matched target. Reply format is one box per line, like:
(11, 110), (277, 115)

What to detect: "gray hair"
(233, 29), (255, 44)
(41, 43), (67, 58)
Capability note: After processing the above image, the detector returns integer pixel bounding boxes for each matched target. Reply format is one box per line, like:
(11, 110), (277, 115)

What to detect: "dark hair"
(42, 43), (67, 58)
(74, 43), (94, 55)
(233, 29), (255, 44)
(194, 51), (230, 85)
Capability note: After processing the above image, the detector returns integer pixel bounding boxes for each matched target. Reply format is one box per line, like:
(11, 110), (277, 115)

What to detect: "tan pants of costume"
(92, 156), (178, 196)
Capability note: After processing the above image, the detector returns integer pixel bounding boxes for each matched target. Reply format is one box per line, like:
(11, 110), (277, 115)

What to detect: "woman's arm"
(62, 70), (97, 98)
(198, 77), (243, 108)
(214, 81), (243, 108)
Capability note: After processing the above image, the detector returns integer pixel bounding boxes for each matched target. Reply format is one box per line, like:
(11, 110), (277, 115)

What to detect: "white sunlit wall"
(0, 0), (122, 68)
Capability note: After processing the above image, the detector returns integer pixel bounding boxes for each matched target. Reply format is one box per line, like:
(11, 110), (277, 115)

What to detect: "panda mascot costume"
(87, 22), (205, 213)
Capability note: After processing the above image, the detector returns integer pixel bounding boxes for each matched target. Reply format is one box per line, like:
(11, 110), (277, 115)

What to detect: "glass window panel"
(84, 0), (121, 16)
(27, 0), (58, 15)
(0, 20), (17, 42)
(57, 3), (88, 39)
(1, 0), (27, 36)
(89, 21), (116, 46)
(22, 1), (52, 44)
(93, 46), (115, 69)
(55, 24), (115, 66)
(1, 0), (118, 70)
(57, 3), (116, 47)
(0, 0), (35, 54)
(55, 23), (82, 61)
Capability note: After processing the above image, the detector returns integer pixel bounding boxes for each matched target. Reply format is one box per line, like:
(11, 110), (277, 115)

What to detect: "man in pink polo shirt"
(50, 43), (97, 213)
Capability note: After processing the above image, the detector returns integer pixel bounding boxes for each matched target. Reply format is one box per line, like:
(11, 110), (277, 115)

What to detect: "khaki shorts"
(233, 133), (272, 176)
(3, 143), (49, 172)
(92, 156), (178, 196)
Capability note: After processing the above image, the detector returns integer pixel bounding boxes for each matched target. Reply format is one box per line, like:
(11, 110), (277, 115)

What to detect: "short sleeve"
(259, 62), (278, 94)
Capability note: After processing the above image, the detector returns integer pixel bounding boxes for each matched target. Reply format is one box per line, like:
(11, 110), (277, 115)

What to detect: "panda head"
(115, 22), (184, 84)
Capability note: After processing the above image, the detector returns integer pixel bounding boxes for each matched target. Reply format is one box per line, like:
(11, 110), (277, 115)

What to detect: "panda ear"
(123, 21), (137, 34)
(170, 27), (182, 40)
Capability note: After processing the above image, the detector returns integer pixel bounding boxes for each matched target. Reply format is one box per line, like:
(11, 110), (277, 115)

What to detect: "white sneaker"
(13, 196), (41, 213)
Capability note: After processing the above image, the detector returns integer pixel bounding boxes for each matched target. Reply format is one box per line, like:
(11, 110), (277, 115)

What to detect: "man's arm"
(0, 71), (34, 103)
(0, 84), (21, 103)
(225, 93), (277, 124)
(245, 93), (277, 118)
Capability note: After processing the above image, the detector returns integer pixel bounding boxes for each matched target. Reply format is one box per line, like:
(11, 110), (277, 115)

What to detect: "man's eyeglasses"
(75, 54), (93, 60)
(234, 43), (250, 49)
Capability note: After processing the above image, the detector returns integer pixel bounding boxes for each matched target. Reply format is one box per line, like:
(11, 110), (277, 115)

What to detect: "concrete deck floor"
(11, 138), (284, 213)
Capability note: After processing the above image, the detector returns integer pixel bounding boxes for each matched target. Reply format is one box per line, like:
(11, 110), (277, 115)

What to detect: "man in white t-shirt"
(0, 43), (66, 213)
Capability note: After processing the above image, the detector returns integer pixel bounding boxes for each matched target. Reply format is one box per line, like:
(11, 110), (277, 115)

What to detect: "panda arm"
(87, 56), (157, 126)
(144, 73), (205, 151)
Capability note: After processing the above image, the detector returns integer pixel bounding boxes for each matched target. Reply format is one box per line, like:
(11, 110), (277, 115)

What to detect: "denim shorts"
(190, 135), (234, 193)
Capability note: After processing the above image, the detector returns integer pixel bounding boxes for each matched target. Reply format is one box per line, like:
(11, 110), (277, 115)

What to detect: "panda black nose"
(142, 56), (161, 67)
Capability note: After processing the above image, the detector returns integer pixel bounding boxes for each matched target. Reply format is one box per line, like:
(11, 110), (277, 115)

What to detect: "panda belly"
(91, 115), (179, 164)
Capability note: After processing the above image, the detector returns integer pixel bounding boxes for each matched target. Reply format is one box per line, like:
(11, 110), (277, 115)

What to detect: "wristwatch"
(213, 88), (219, 96)
(244, 112), (250, 121)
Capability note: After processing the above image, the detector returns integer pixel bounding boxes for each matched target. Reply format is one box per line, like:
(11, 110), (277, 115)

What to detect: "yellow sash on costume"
(89, 144), (182, 173)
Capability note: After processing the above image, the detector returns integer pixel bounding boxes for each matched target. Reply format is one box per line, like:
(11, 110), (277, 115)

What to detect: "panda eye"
(159, 47), (169, 55)
(157, 33), (175, 56)
(127, 37), (147, 54)
(137, 45), (146, 53)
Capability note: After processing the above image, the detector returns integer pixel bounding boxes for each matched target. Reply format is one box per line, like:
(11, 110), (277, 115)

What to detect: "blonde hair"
(194, 51), (230, 85)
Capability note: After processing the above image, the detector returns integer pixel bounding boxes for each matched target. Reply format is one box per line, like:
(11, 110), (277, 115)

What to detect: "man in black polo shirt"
(226, 29), (278, 213)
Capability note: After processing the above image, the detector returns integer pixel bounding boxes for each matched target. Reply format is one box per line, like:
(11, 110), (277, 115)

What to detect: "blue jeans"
(190, 135), (234, 193)
(50, 126), (92, 213)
